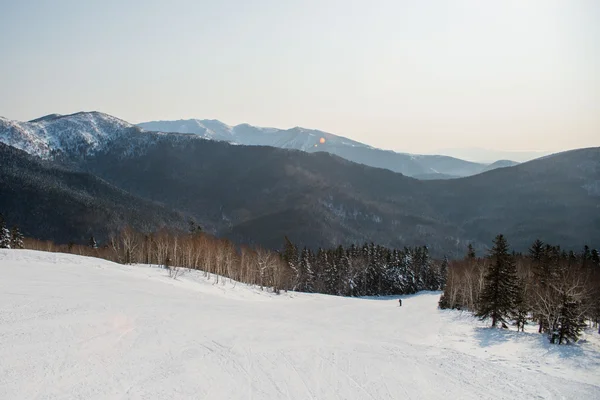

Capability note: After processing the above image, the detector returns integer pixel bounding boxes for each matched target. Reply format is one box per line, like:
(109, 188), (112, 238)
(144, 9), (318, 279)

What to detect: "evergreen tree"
(467, 244), (476, 259)
(296, 247), (315, 292)
(321, 248), (337, 295)
(0, 214), (10, 249)
(439, 256), (449, 290)
(476, 235), (518, 328)
(281, 237), (299, 270)
(188, 220), (202, 235)
(552, 291), (586, 344)
(583, 245), (591, 265)
(529, 239), (544, 263)
(512, 278), (529, 332)
(89, 235), (98, 249)
(10, 227), (24, 249)
(591, 249), (599, 267)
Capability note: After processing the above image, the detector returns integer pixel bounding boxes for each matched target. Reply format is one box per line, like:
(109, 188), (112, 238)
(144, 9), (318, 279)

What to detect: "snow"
(0, 112), (135, 159)
(1, 249), (599, 399)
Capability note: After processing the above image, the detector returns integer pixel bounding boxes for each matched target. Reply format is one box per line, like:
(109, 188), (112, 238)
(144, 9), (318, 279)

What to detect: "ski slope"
(1, 250), (599, 399)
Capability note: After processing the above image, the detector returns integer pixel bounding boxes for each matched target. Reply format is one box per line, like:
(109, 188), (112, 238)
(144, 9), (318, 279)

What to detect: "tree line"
(281, 237), (446, 296)
(3, 212), (598, 345)
(439, 235), (600, 344)
(0, 213), (24, 249)
(17, 224), (447, 297)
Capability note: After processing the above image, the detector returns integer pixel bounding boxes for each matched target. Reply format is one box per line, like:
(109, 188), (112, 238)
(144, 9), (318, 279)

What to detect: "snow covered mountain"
(138, 119), (512, 178)
(0, 112), (518, 178)
(138, 119), (368, 151)
(1, 112), (598, 254)
(0, 112), (143, 159)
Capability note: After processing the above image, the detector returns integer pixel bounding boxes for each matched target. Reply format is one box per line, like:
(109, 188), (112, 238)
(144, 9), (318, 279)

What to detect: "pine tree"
(467, 244), (476, 259)
(320, 248), (337, 295)
(295, 247), (315, 293)
(10, 227), (24, 249)
(591, 249), (600, 267)
(512, 278), (529, 332)
(281, 237), (299, 271)
(89, 235), (98, 249)
(476, 235), (518, 328)
(439, 256), (449, 290)
(552, 291), (586, 344)
(0, 214), (11, 249)
(529, 239), (544, 263)
(188, 220), (202, 235)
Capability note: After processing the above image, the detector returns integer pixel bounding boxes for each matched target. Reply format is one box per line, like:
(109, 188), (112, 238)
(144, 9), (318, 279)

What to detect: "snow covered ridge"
(1, 249), (599, 399)
(138, 119), (368, 152)
(137, 118), (524, 178)
(0, 112), (160, 159)
(1, 111), (516, 178)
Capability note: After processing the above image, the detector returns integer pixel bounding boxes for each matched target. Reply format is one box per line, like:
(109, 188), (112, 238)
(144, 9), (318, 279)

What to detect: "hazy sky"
(1, 0), (598, 155)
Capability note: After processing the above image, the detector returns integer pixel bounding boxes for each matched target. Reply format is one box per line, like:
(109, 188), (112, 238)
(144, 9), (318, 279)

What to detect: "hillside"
(0, 143), (188, 243)
(79, 136), (599, 254)
(0, 112), (598, 255)
(0, 112), (138, 159)
(1, 250), (598, 399)
(425, 147), (600, 250)
(138, 118), (500, 178)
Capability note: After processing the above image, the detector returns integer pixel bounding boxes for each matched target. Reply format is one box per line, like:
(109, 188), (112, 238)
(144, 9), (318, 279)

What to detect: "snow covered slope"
(138, 119), (364, 151)
(0, 112), (137, 159)
(1, 250), (598, 399)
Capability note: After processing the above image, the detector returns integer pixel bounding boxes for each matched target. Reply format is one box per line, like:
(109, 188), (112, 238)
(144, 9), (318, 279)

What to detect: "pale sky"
(1, 0), (598, 155)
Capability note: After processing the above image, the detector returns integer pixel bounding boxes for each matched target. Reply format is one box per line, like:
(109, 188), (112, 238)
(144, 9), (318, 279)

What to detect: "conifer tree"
(439, 256), (449, 290)
(512, 278), (529, 332)
(281, 237), (299, 271)
(89, 235), (98, 249)
(591, 249), (600, 267)
(0, 214), (11, 249)
(529, 239), (544, 263)
(296, 247), (315, 292)
(467, 244), (476, 259)
(552, 290), (586, 344)
(10, 227), (24, 249)
(476, 235), (518, 328)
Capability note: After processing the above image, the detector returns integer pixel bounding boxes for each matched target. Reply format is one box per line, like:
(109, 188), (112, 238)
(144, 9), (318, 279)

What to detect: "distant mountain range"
(137, 119), (519, 178)
(1, 111), (598, 256)
(436, 147), (553, 163)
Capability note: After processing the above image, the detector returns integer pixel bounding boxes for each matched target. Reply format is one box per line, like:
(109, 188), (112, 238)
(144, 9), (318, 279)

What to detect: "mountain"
(423, 148), (600, 251)
(0, 111), (141, 159)
(481, 159), (520, 173)
(0, 142), (188, 244)
(80, 137), (599, 254)
(436, 147), (552, 163)
(1, 112), (597, 255)
(138, 119), (511, 178)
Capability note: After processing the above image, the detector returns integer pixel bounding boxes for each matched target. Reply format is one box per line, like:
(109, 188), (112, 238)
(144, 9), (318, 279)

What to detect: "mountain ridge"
(138, 118), (512, 178)
(1, 111), (597, 256)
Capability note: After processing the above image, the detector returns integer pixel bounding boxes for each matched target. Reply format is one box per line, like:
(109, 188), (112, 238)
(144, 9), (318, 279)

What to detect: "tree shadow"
(473, 326), (529, 347)
(359, 290), (442, 301)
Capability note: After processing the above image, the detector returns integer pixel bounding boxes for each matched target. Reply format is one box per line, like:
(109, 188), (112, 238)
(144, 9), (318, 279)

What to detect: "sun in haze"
(319, 138), (326, 144)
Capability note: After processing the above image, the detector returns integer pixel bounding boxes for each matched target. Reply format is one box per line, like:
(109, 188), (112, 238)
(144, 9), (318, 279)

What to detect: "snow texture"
(0, 112), (134, 159)
(139, 119), (368, 152)
(1, 249), (599, 399)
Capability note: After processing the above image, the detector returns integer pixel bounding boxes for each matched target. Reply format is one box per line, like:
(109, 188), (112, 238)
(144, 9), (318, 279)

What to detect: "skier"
(398, 299), (402, 307)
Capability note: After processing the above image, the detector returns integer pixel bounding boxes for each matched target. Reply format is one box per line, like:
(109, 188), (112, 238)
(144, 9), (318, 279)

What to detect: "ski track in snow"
(1, 249), (599, 399)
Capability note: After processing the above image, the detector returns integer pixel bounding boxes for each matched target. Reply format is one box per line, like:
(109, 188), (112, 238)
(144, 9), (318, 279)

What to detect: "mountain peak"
(0, 111), (137, 159)
(29, 113), (63, 123)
